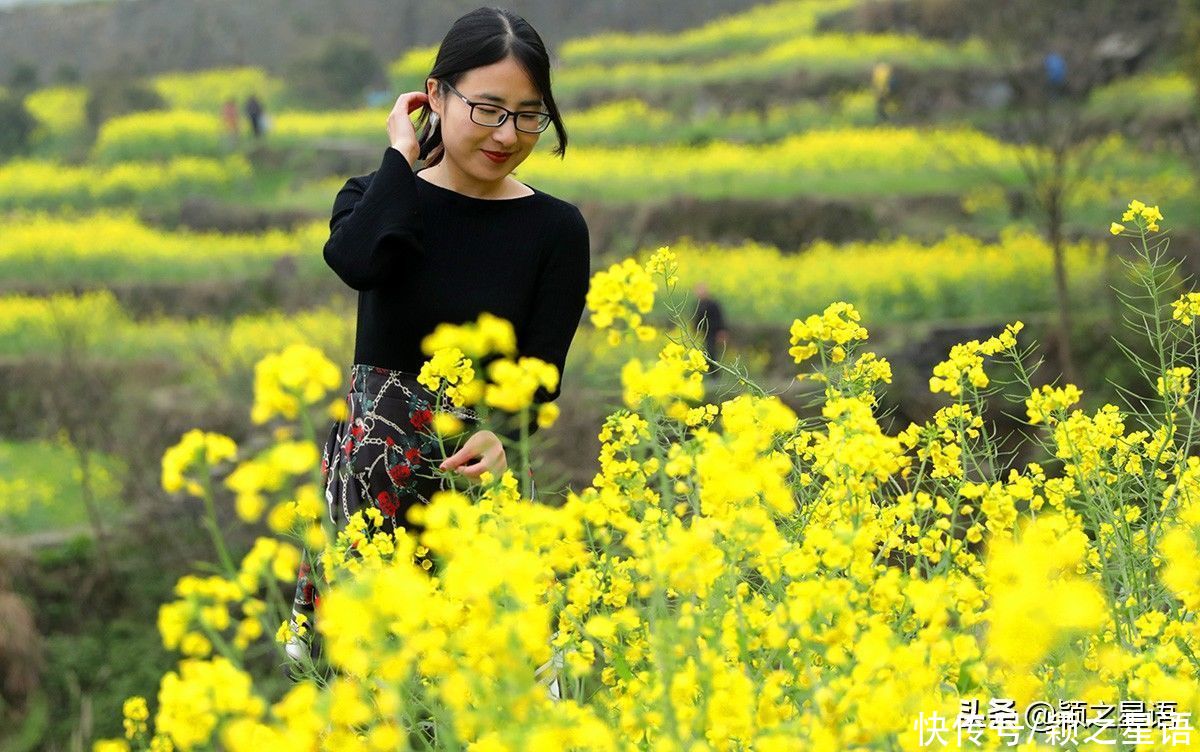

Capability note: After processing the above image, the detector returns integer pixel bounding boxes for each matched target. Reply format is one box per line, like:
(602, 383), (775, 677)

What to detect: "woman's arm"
(501, 206), (592, 443)
(322, 146), (425, 291)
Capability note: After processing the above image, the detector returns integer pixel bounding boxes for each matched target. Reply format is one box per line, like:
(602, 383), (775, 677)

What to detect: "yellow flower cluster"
(837, 351), (894, 398)
(420, 311), (517, 360)
(156, 657), (266, 750)
(1171, 292), (1200, 326)
(1050, 403), (1128, 481)
(1109, 198), (1164, 235)
(642, 245), (679, 286)
(985, 515), (1107, 701)
(1157, 366), (1193, 405)
(928, 322), (1022, 397)
(223, 441), (319, 524)
(417, 346), (479, 407)
(805, 394), (907, 496)
(484, 357), (560, 413)
(158, 538), (299, 666)
(586, 257), (659, 346)
(275, 612), (309, 646)
(620, 341), (708, 419)
(123, 696), (150, 741)
(1025, 383), (1083, 425)
(788, 301), (868, 368)
(160, 429), (237, 497)
(250, 343), (342, 424)
(898, 404), (987, 481)
(1159, 458), (1200, 612)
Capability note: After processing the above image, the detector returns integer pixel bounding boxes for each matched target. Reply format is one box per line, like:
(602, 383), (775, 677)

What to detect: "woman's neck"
(417, 160), (531, 200)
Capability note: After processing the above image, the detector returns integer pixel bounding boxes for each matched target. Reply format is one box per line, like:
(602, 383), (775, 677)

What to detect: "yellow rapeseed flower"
(1119, 198), (1164, 233)
(417, 347), (477, 407)
(1171, 292), (1200, 326)
(161, 429), (237, 497)
(484, 357), (559, 412)
(1026, 384), (1083, 425)
(420, 312), (517, 359)
(250, 344), (341, 425)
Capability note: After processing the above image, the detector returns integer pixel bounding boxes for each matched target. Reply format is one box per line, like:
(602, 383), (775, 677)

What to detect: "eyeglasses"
(440, 80), (551, 134)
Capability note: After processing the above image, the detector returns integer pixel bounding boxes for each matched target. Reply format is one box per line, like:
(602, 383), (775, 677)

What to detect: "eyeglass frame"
(438, 80), (552, 134)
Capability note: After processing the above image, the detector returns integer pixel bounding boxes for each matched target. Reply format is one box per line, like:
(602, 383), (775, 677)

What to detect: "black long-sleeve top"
(323, 146), (591, 440)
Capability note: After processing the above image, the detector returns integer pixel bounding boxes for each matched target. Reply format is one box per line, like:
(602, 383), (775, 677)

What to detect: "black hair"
(414, 7), (568, 167)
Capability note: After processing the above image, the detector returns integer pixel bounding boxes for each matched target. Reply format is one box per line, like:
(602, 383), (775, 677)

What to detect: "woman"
(287, 7), (590, 689)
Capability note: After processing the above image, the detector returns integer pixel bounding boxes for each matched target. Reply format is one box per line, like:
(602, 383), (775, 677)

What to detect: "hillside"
(0, 0), (761, 84)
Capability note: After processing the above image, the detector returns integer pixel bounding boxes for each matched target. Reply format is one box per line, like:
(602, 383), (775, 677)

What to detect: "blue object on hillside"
(1044, 52), (1067, 88)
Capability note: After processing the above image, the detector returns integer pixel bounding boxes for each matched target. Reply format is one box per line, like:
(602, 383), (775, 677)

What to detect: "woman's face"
(427, 56), (544, 183)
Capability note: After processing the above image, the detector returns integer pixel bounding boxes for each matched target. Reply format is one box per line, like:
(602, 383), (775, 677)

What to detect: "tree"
(83, 77), (166, 136)
(0, 96), (38, 160)
(958, 0), (1160, 385)
(6, 61), (39, 97)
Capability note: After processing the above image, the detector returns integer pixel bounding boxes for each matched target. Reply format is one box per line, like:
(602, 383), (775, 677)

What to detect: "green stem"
(200, 461), (236, 577)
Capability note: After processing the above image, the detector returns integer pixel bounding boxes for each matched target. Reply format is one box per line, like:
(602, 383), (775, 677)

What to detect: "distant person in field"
(221, 97), (240, 145)
(243, 94), (264, 139)
(693, 282), (729, 374)
(1044, 51), (1068, 98)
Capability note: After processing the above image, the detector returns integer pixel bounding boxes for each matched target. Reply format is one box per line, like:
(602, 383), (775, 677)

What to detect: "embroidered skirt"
(321, 362), (480, 537)
(286, 363), (477, 671)
(285, 363), (554, 692)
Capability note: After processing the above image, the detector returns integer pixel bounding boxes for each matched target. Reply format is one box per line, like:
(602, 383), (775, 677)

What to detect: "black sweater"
(323, 146), (591, 440)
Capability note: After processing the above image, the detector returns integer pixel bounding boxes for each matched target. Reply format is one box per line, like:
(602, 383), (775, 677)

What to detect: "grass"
(0, 438), (127, 537)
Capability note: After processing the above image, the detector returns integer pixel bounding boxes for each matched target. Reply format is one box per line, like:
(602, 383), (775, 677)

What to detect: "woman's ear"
(425, 78), (442, 118)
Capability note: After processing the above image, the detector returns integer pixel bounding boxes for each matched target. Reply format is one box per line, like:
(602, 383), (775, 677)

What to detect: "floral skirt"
(285, 363), (556, 692)
(321, 362), (480, 537)
(287, 363), (477, 670)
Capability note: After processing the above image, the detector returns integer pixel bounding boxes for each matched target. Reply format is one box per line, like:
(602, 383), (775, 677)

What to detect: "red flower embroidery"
(410, 408), (432, 430)
(376, 490), (398, 517)
(385, 436), (395, 447)
(388, 463), (412, 483)
(405, 447), (422, 462)
(350, 421), (366, 441)
(320, 457), (329, 475)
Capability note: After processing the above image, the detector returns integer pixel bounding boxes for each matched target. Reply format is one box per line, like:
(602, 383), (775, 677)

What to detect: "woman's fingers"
(439, 447), (471, 471)
(405, 92), (429, 114)
(455, 451), (495, 477)
(438, 431), (506, 480)
(455, 449), (506, 479)
(439, 433), (483, 470)
(387, 91), (431, 160)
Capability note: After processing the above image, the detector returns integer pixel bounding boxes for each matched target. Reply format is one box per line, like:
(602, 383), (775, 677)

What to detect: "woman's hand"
(439, 430), (508, 481)
(387, 91), (429, 167)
